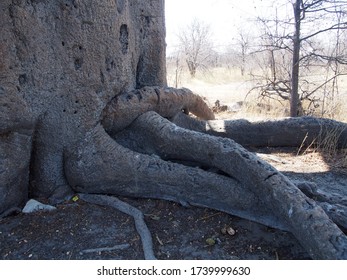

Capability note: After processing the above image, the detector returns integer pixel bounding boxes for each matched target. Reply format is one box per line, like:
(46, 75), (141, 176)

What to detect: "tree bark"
(101, 86), (214, 135)
(64, 123), (286, 230)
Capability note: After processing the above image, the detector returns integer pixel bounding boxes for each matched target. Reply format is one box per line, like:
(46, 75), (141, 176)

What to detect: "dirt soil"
(0, 147), (346, 260)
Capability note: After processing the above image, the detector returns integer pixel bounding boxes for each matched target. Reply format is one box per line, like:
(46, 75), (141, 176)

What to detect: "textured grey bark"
(64, 123), (287, 230)
(102, 86), (215, 135)
(0, 92), (34, 214)
(0, 0), (166, 203)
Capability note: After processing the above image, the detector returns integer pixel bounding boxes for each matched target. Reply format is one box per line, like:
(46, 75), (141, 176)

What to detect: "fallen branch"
(79, 194), (156, 260)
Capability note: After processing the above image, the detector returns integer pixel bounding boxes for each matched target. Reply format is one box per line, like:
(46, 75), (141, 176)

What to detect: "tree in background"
(254, 0), (347, 117)
(177, 19), (215, 77)
(236, 28), (251, 76)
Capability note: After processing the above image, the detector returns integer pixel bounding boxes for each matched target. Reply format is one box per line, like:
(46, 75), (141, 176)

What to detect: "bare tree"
(253, 0), (347, 117)
(236, 28), (251, 76)
(177, 19), (214, 77)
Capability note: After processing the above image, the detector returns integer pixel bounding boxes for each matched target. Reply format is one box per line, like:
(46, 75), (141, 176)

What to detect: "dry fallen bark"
(172, 112), (347, 148)
(80, 244), (130, 254)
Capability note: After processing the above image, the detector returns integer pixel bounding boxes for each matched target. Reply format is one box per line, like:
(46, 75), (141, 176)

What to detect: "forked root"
(79, 194), (156, 260)
(64, 80), (347, 259)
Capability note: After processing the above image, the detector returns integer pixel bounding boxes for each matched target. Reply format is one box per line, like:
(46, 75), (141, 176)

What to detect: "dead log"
(172, 113), (347, 148)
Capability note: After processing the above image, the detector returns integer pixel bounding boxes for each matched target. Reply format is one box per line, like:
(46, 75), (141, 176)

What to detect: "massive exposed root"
(115, 111), (347, 259)
(64, 123), (284, 230)
(64, 86), (347, 259)
(172, 112), (347, 148)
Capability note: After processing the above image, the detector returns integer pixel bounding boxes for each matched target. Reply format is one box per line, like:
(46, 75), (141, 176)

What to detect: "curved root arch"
(102, 86), (215, 135)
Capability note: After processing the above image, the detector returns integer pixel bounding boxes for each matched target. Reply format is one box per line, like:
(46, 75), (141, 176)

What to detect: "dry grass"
(315, 122), (347, 170)
(167, 65), (347, 122)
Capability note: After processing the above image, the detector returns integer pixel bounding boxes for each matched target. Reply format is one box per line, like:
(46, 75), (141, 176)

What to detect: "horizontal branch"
(172, 114), (347, 149)
(300, 22), (347, 41)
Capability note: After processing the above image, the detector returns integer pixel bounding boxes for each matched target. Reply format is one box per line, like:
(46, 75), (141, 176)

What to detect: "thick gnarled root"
(115, 111), (347, 260)
(64, 84), (347, 259)
(64, 124), (286, 230)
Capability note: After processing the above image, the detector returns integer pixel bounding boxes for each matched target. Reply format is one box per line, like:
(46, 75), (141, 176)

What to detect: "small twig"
(155, 234), (164, 246)
(78, 193), (156, 260)
(296, 132), (309, 156)
(80, 244), (130, 254)
(196, 212), (221, 222)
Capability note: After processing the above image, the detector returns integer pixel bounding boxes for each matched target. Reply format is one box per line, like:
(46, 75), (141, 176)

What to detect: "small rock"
(221, 226), (236, 236)
(22, 199), (56, 213)
(227, 226), (236, 236)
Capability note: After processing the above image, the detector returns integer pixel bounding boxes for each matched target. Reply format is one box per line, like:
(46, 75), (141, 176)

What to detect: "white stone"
(22, 199), (56, 214)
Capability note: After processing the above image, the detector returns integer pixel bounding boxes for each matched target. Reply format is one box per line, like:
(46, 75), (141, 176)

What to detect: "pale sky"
(165, 0), (291, 54)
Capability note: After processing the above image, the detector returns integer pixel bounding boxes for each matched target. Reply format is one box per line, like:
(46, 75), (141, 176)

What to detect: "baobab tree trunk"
(0, 0), (167, 203)
(1, 0), (347, 259)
